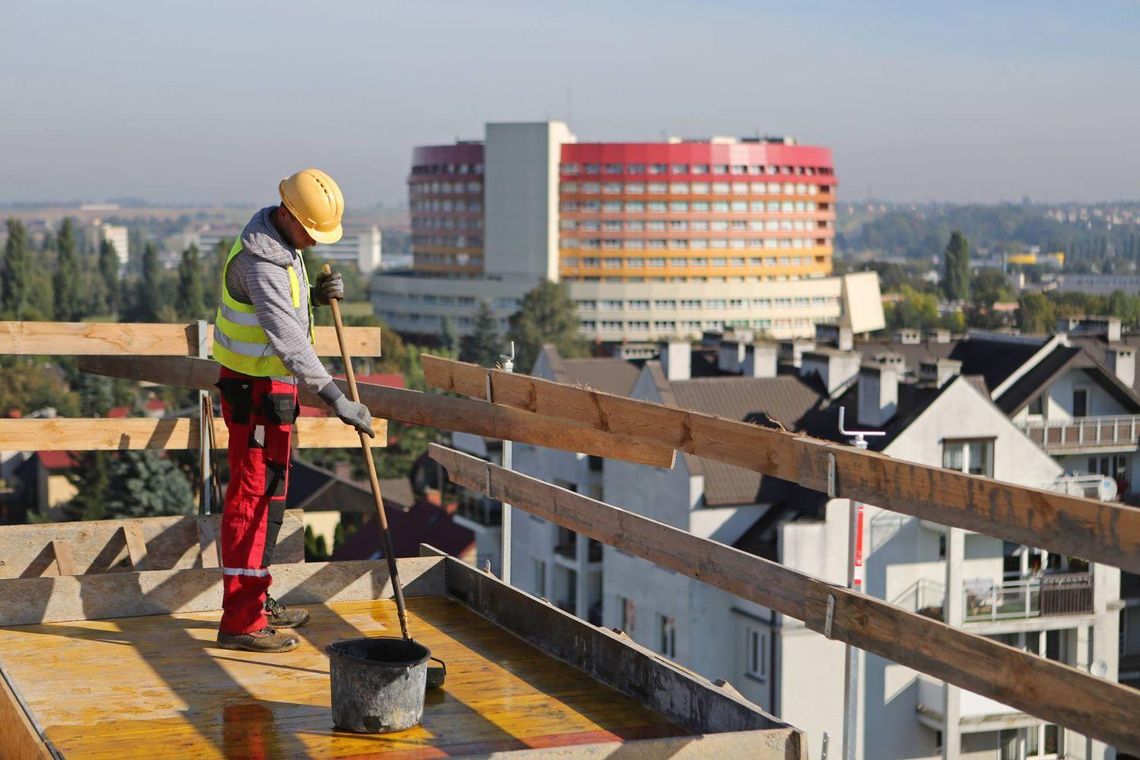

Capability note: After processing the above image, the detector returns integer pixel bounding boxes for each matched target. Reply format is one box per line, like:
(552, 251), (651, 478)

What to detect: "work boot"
(217, 626), (299, 653)
(265, 596), (310, 629)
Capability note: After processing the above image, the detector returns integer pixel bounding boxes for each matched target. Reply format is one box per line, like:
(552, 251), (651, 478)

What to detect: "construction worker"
(212, 168), (374, 653)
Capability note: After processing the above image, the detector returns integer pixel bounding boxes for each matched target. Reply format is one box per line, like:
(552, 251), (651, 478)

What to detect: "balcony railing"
(1018, 414), (1140, 452)
(963, 573), (1093, 622)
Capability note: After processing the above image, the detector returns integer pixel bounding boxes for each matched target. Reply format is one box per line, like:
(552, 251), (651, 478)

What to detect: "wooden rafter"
(77, 355), (676, 468)
(0, 417), (387, 451)
(428, 443), (1140, 755)
(0, 321), (382, 357)
(422, 355), (1140, 575)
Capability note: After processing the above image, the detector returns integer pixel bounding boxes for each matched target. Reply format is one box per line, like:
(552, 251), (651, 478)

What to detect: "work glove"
(313, 270), (344, 305)
(332, 396), (375, 438)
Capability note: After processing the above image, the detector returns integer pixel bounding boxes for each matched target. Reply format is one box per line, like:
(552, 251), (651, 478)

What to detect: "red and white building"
(375, 121), (883, 344)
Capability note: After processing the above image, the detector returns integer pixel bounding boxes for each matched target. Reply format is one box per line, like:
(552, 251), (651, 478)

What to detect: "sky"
(2, 0), (1139, 207)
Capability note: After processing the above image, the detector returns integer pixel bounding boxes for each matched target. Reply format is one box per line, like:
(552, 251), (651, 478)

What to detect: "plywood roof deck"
(0, 597), (686, 759)
(0, 553), (797, 758)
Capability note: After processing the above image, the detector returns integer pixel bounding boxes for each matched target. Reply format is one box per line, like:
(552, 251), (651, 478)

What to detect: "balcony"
(916, 676), (1040, 732)
(963, 574), (1093, 623)
(900, 574), (1093, 623)
(454, 492), (502, 528)
(1018, 414), (1140, 453)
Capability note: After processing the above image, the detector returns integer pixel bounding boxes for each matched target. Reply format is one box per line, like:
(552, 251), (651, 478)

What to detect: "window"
(659, 615), (676, 658)
(533, 560), (546, 596)
(671, 163), (689, 174)
(1028, 395), (1044, 416)
(1072, 387), (1088, 417)
(619, 596), (636, 632)
(746, 627), (768, 681)
(943, 439), (994, 477)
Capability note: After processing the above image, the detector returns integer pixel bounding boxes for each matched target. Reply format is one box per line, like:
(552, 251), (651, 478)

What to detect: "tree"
(100, 452), (194, 518)
(175, 245), (207, 320)
(885, 284), (940, 330)
(64, 452), (112, 521)
(1018, 293), (1056, 335)
(438, 317), (457, 356)
(507, 281), (587, 372)
(460, 300), (501, 366)
(943, 231), (970, 302)
(98, 239), (121, 315)
(2, 219), (30, 318)
(52, 218), (83, 321)
(134, 241), (164, 322)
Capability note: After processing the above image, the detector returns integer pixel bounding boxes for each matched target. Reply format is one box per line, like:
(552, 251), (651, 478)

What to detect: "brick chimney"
(857, 364), (899, 428)
(660, 340), (691, 381)
(1106, 346), (1136, 389)
(744, 342), (778, 378)
(800, 349), (862, 398)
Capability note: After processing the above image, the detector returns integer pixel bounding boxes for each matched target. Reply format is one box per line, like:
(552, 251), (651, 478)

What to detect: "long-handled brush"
(323, 265), (445, 689)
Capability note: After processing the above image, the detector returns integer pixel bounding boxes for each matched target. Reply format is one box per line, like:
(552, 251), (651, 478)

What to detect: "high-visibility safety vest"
(212, 239), (315, 377)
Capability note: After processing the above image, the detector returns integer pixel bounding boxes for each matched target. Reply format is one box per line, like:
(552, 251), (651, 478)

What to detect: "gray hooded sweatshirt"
(224, 206), (344, 404)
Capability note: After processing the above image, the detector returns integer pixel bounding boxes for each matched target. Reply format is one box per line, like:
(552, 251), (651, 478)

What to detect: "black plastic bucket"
(326, 637), (431, 733)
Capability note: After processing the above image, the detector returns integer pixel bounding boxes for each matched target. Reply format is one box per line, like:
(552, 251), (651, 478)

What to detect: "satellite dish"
(1091, 660), (1108, 678)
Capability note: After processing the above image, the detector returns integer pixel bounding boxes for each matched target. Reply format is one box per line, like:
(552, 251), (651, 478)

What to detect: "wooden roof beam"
(422, 355), (1140, 574)
(429, 443), (1140, 755)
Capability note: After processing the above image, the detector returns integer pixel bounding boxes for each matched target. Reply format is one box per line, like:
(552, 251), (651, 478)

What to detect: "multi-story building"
(195, 225), (383, 274)
(375, 121), (884, 343)
(502, 335), (1122, 760)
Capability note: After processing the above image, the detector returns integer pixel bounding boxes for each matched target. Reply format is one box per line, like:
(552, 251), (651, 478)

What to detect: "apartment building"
(501, 336), (1122, 759)
(374, 121), (885, 343)
(195, 225), (383, 274)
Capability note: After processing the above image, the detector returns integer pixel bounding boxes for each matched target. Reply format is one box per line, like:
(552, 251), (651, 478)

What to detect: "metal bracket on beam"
(825, 593), (837, 639)
(827, 452), (837, 499)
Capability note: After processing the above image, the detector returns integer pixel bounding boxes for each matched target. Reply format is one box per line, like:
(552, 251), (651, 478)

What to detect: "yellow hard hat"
(278, 168), (344, 245)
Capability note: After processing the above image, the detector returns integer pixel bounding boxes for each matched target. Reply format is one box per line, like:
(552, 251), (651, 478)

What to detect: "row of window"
(562, 181), (823, 196)
(563, 238), (827, 251)
(576, 296), (835, 311)
(411, 200), (483, 213)
(412, 235), (483, 248)
(565, 255), (817, 269)
(562, 162), (831, 177)
(414, 253), (483, 267)
(379, 310), (511, 331)
(564, 274), (828, 284)
(562, 200), (827, 214)
(410, 163), (484, 176)
(412, 217), (482, 231)
(582, 317), (815, 332)
(409, 181), (483, 195)
(380, 291), (522, 310)
(563, 218), (820, 232)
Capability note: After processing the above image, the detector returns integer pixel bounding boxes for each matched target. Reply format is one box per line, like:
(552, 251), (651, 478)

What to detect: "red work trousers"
(216, 368), (298, 634)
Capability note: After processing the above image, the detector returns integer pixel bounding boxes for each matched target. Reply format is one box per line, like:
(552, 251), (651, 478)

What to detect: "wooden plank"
(121, 525), (147, 569)
(196, 518), (219, 569)
(429, 443), (1140, 755)
(0, 321), (382, 357)
(0, 557), (446, 626)
(422, 355), (1140, 575)
(49, 540), (76, 576)
(0, 416), (387, 451)
(0, 598), (720, 760)
(443, 554), (795, 738)
(0, 670), (52, 760)
(79, 355), (676, 469)
(0, 510), (303, 580)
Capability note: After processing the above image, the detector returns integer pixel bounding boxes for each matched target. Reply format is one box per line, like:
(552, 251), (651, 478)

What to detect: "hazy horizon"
(4, 1), (1139, 208)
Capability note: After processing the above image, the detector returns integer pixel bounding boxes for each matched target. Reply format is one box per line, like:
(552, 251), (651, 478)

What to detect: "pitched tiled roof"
(853, 335), (1047, 392)
(540, 346), (641, 397)
(559, 358), (641, 396)
(659, 374), (826, 507)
